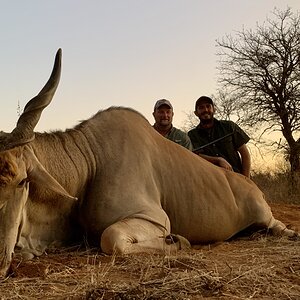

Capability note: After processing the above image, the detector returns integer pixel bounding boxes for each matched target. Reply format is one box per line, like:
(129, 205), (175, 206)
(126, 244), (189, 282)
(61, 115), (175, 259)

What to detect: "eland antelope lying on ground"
(0, 49), (298, 278)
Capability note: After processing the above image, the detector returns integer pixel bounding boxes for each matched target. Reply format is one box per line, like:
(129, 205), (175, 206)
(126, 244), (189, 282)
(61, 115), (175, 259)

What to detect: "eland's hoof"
(165, 234), (191, 249)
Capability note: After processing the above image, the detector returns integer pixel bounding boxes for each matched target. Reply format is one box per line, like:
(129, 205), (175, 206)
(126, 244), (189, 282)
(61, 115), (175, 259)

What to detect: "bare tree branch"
(216, 7), (300, 174)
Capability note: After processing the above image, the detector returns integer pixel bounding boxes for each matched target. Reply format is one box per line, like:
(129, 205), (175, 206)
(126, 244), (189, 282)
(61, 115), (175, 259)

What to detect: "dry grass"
(252, 171), (300, 205)
(1, 233), (299, 299)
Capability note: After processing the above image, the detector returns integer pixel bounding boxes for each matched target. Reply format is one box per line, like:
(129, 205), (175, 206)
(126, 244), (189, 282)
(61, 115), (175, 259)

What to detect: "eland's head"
(0, 49), (76, 278)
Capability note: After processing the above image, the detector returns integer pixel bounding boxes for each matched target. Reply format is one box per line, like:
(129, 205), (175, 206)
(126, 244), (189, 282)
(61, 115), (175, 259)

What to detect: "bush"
(252, 170), (300, 204)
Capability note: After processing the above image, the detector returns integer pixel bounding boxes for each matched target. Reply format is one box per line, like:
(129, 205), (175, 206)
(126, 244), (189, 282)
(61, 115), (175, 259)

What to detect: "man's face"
(194, 103), (215, 122)
(153, 105), (174, 127)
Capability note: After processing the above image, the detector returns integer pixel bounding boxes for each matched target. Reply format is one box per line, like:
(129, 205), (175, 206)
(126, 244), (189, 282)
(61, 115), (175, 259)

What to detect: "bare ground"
(1, 203), (299, 299)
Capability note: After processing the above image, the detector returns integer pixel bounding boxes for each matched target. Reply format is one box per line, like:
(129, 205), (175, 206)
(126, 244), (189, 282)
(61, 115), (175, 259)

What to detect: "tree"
(216, 8), (300, 175)
(210, 90), (243, 124)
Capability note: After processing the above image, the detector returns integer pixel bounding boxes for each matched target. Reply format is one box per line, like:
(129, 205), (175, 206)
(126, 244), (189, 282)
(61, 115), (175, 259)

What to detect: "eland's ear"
(24, 147), (77, 201)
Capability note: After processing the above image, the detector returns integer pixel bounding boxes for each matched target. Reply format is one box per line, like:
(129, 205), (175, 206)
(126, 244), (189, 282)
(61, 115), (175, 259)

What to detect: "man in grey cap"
(152, 99), (193, 150)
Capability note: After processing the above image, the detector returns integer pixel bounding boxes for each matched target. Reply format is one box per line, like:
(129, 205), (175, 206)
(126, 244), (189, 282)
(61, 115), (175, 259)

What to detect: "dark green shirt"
(188, 119), (250, 173)
(166, 127), (193, 150)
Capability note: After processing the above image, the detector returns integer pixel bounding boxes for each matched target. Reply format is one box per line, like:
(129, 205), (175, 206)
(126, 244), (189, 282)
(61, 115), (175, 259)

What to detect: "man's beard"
(200, 114), (214, 126)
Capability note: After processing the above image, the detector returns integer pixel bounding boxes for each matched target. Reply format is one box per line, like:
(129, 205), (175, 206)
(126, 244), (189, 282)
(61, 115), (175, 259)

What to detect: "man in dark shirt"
(188, 96), (251, 177)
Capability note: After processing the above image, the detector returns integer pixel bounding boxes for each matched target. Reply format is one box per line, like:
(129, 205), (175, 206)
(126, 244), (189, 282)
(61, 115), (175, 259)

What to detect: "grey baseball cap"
(154, 99), (173, 110)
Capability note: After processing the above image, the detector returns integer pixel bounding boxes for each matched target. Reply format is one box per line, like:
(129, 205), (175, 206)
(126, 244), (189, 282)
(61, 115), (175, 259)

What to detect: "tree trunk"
(288, 143), (300, 194)
(289, 149), (300, 173)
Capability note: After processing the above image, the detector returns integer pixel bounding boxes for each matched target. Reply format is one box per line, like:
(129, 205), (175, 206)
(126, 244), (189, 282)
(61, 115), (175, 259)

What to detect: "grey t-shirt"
(166, 127), (193, 151)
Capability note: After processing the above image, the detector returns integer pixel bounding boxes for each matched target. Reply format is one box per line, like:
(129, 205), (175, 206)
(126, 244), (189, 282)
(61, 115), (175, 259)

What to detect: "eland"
(0, 49), (298, 278)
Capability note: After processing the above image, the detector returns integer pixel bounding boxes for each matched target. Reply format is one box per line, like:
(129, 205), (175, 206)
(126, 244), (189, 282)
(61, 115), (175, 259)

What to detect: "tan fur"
(0, 106), (298, 279)
(0, 51), (298, 278)
(0, 149), (20, 186)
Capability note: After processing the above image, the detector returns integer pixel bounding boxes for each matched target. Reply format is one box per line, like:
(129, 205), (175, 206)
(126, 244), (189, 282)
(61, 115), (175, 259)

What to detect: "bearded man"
(188, 96), (251, 177)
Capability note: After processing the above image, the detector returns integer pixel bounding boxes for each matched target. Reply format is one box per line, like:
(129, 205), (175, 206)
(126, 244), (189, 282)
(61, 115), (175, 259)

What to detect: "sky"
(0, 0), (299, 139)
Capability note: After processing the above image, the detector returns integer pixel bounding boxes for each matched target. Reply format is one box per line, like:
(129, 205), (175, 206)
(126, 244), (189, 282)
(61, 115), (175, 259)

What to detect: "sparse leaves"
(216, 7), (300, 174)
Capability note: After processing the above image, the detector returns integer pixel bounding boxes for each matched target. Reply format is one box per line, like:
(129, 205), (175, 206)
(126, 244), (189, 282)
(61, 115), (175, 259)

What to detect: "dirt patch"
(1, 203), (299, 299)
(271, 203), (300, 229)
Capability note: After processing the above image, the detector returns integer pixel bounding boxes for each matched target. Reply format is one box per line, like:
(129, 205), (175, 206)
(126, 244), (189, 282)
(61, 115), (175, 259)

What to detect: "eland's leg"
(254, 200), (298, 238)
(100, 218), (190, 255)
(268, 217), (298, 238)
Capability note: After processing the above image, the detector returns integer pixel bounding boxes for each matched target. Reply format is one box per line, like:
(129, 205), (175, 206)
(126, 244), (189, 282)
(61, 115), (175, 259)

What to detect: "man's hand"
(198, 153), (233, 171)
(214, 157), (233, 171)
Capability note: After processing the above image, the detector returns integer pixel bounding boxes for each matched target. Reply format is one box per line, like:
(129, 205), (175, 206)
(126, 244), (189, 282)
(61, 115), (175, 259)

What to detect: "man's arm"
(197, 153), (233, 171)
(238, 144), (251, 177)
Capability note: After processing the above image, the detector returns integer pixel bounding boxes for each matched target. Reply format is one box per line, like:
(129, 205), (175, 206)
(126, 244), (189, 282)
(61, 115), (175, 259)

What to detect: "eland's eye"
(18, 178), (28, 188)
